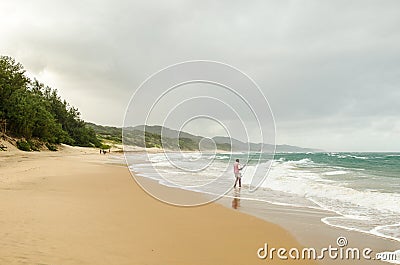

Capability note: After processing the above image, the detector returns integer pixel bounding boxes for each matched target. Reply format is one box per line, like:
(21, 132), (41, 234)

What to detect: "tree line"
(0, 55), (101, 149)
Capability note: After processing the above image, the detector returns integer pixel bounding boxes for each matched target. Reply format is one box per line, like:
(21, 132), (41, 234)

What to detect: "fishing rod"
(242, 153), (260, 169)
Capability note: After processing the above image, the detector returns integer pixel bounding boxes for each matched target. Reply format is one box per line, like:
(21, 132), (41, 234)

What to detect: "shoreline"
(0, 146), (314, 264)
(217, 194), (400, 264)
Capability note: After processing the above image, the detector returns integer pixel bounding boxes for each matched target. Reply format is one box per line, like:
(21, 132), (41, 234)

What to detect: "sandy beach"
(0, 145), (314, 265)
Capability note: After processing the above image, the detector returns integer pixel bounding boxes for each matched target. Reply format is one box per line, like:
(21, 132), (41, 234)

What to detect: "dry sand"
(0, 145), (314, 265)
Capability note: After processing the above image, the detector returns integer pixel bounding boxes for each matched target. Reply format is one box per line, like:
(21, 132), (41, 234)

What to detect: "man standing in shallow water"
(233, 159), (244, 188)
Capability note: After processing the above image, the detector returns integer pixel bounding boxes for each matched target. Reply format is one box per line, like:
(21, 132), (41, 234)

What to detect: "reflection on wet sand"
(231, 188), (241, 209)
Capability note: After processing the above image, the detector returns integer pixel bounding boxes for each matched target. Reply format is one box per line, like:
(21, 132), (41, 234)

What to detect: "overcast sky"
(1, 0), (399, 151)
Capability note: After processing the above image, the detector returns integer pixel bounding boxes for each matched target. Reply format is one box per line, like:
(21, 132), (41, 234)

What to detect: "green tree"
(0, 56), (29, 120)
(0, 55), (101, 148)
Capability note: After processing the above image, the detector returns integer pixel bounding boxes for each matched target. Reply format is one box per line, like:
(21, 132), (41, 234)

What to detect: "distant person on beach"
(233, 159), (244, 188)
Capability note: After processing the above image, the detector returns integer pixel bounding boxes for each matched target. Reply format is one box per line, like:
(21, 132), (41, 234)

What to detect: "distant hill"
(86, 122), (121, 143)
(275, 144), (322, 153)
(88, 123), (321, 153)
(87, 123), (230, 151)
(212, 136), (321, 152)
(126, 125), (230, 150)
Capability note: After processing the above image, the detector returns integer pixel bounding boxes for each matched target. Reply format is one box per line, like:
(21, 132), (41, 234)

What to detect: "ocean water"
(127, 152), (400, 242)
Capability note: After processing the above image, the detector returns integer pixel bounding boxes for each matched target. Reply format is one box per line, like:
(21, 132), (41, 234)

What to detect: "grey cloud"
(1, 0), (399, 151)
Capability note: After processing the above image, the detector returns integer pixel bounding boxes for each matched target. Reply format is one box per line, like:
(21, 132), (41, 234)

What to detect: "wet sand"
(218, 194), (400, 264)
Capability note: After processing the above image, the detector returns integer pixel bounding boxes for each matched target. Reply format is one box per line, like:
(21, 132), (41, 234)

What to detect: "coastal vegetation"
(86, 123), (232, 151)
(0, 56), (101, 151)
